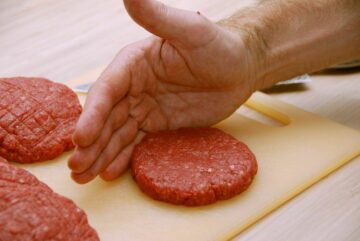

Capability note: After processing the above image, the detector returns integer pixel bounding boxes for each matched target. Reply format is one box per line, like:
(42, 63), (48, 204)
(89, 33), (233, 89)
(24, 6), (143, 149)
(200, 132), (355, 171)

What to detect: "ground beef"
(0, 77), (82, 163)
(0, 156), (6, 163)
(0, 158), (99, 241)
(131, 127), (258, 206)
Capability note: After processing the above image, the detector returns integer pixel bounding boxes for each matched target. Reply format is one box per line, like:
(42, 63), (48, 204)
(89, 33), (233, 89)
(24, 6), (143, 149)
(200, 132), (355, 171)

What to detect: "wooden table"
(1, 1), (359, 240)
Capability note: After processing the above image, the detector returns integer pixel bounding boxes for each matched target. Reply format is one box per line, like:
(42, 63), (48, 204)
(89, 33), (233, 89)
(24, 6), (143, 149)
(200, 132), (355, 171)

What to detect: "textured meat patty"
(0, 77), (82, 163)
(131, 127), (258, 206)
(0, 158), (99, 241)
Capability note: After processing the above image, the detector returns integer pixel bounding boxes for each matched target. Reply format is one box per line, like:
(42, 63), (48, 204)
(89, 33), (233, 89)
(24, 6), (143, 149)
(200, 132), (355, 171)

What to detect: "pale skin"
(68, 0), (360, 184)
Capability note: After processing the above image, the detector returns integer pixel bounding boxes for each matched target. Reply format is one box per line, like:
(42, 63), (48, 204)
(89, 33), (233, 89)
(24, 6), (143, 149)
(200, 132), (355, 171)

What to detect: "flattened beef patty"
(131, 127), (257, 206)
(0, 158), (99, 241)
(0, 77), (82, 163)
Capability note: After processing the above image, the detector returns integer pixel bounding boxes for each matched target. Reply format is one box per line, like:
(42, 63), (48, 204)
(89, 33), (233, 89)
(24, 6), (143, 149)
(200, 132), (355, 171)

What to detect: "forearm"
(219, 0), (360, 90)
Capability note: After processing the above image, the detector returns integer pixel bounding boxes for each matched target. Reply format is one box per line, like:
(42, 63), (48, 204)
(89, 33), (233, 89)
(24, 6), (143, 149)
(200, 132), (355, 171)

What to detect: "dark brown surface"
(131, 127), (258, 206)
(0, 77), (82, 163)
(0, 158), (99, 241)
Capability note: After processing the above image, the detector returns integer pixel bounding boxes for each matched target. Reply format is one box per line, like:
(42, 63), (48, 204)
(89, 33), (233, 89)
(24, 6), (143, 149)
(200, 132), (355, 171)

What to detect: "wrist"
(217, 16), (268, 93)
(218, 0), (360, 91)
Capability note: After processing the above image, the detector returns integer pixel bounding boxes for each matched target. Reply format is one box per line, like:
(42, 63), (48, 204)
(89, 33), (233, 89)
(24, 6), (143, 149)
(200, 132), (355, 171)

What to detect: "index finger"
(73, 50), (132, 147)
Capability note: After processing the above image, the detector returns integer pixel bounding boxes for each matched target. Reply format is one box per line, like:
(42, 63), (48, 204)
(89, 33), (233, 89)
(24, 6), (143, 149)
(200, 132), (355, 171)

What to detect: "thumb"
(123, 0), (217, 47)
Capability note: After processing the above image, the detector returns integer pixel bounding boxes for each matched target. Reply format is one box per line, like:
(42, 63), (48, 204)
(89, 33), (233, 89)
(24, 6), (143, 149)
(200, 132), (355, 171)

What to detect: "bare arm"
(219, 0), (360, 89)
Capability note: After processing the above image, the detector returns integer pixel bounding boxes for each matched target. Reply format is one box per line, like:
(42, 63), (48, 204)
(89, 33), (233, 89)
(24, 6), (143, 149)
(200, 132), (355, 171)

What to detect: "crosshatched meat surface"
(131, 127), (258, 206)
(0, 77), (82, 163)
(0, 158), (99, 241)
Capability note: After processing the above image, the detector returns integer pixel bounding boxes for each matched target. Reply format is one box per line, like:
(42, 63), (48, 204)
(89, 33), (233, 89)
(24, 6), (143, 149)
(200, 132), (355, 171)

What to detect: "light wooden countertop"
(1, 1), (359, 240)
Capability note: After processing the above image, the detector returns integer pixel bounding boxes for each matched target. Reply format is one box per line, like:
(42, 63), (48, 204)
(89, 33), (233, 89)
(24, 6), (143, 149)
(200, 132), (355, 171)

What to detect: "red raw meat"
(0, 158), (99, 241)
(131, 127), (258, 206)
(0, 77), (82, 163)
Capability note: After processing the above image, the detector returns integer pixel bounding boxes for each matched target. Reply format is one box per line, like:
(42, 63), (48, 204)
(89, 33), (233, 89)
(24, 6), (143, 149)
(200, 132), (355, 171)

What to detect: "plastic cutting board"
(16, 74), (360, 241)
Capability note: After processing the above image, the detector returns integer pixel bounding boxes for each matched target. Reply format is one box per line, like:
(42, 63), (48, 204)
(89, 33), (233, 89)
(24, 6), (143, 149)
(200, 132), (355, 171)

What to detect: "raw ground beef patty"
(131, 127), (258, 206)
(0, 157), (99, 241)
(0, 77), (82, 163)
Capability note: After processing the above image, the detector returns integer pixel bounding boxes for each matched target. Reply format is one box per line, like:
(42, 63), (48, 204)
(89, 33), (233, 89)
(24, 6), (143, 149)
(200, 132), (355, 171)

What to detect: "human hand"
(68, 0), (261, 184)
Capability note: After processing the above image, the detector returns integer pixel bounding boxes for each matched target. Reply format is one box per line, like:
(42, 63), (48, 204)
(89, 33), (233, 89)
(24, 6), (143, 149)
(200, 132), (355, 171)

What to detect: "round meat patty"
(131, 127), (258, 206)
(0, 158), (99, 241)
(0, 77), (82, 163)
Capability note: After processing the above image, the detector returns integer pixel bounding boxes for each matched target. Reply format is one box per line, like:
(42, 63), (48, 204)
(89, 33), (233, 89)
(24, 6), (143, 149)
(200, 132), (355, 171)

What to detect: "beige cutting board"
(16, 75), (360, 241)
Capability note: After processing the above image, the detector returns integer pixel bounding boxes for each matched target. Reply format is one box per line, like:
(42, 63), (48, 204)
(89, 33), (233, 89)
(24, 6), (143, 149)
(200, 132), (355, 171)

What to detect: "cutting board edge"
(221, 148), (360, 241)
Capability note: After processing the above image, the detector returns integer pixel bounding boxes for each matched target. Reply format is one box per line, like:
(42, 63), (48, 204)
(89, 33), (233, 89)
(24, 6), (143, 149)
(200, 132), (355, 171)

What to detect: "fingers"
(128, 94), (168, 132)
(123, 0), (216, 48)
(68, 100), (129, 173)
(71, 118), (138, 184)
(73, 49), (132, 147)
(100, 131), (145, 181)
(129, 94), (156, 125)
